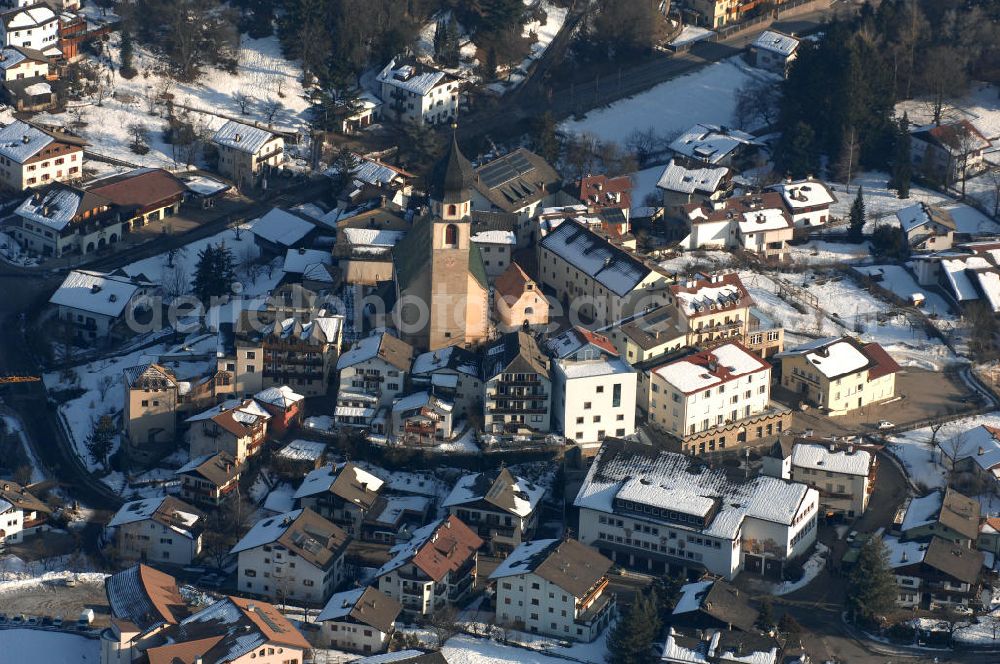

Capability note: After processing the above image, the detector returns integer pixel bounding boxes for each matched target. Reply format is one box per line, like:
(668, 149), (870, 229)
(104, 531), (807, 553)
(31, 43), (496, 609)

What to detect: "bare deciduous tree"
(262, 98), (282, 124)
(232, 89), (254, 114)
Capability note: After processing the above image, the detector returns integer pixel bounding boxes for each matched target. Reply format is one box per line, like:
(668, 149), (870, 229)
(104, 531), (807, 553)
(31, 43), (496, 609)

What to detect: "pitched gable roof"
(376, 515), (482, 582)
(317, 586), (401, 632)
(105, 564), (189, 631)
(489, 538), (611, 597)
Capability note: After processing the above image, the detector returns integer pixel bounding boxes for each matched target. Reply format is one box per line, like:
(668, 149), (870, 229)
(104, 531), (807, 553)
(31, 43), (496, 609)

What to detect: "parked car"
(878, 420), (895, 430)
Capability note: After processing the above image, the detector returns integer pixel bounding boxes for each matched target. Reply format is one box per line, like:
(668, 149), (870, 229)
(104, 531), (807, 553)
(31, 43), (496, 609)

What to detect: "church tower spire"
(429, 127), (474, 220)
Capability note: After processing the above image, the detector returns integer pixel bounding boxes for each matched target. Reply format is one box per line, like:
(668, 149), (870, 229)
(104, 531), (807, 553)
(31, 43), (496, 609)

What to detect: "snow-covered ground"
(0, 231), (38, 267)
(786, 240), (873, 266)
(659, 250), (736, 274)
(0, 568), (106, 594)
(854, 265), (953, 317)
(628, 164), (666, 212)
(523, 1), (568, 61)
(770, 543), (829, 596)
(896, 83), (1000, 147)
(827, 172), (954, 230)
(2, 415), (46, 484)
(560, 57), (778, 145)
(442, 633), (597, 664)
(670, 25), (715, 47)
(885, 412), (1000, 493)
(0, 629), (101, 663)
(36, 34), (311, 170)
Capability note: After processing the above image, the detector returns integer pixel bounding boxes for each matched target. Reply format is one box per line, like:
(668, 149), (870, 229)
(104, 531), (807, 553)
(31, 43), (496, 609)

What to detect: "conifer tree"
(86, 415), (116, 470)
(120, 29), (136, 79)
(607, 591), (661, 664)
(847, 535), (898, 623)
(192, 243), (237, 305)
(891, 113), (912, 199)
(848, 187), (866, 243)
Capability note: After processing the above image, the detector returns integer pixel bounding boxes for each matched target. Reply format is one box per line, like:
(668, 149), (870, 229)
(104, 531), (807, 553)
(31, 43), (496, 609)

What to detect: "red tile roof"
(861, 342), (901, 380)
(411, 515), (482, 582)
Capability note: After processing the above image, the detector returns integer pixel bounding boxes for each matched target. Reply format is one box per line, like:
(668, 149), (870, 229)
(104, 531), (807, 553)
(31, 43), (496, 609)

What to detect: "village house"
(410, 344), (482, 418)
(390, 391), (456, 446)
(84, 168), (186, 231)
(470, 213), (517, 279)
(337, 330), (414, 409)
(3, 72), (55, 111)
(978, 517), (1000, 559)
(442, 467), (546, 555)
(0, 480), (50, 544)
(670, 272), (757, 349)
(273, 439), (327, 478)
(0, 120), (84, 192)
(662, 628), (781, 664)
(331, 92), (383, 134)
(15, 184), (123, 258)
(213, 325), (265, 399)
(175, 451), (241, 507)
(491, 538), (615, 642)
(605, 306), (686, 369)
(884, 535), (984, 610)
(108, 496), (204, 565)
(470, 147), (564, 244)
(547, 326), (637, 447)
(656, 157), (732, 219)
(49, 269), (155, 342)
(249, 206), (318, 257)
(939, 424), (1000, 490)
(185, 398), (271, 464)
(777, 336), (900, 415)
(0, 44), (50, 80)
(764, 440), (877, 518)
(212, 120), (284, 188)
(294, 462), (385, 537)
(899, 488), (980, 548)
(670, 579), (760, 634)
(911, 120), (992, 185)
(648, 342), (788, 454)
(681, 192), (794, 259)
(748, 30), (799, 76)
(0, 3), (58, 54)
(769, 177), (836, 228)
(122, 363), (180, 462)
(100, 563), (190, 664)
(896, 202), (957, 252)
(233, 508), (350, 605)
(670, 123), (762, 167)
(574, 174), (633, 218)
(538, 218), (671, 327)
(483, 330), (552, 437)
(685, 0), (741, 28)
(333, 225), (402, 287)
(375, 515), (482, 618)
(910, 241), (1000, 314)
(494, 261), (549, 331)
(376, 57), (459, 126)
(575, 438), (819, 580)
(253, 385), (305, 437)
(314, 587), (401, 654)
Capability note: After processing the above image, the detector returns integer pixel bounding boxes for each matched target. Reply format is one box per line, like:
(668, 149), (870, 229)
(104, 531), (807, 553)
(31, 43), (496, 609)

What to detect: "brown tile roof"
(280, 508), (351, 570)
(178, 452), (240, 488)
(230, 596), (312, 649)
(683, 191), (791, 226)
(699, 580), (759, 632)
(330, 462), (382, 511)
(922, 536), (983, 585)
(938, 487), (981, 541)
(86, 168), (186, 213)
(321, 586), (402, 633)
(577, 174), (632, 211)
(378, 332), (415, 372)
(105, 564), (189, 631)
(494, 261), (534, 301)
(861, 342), (901, 380)
(411, 515), (482, 582)
(0, 479), (51, 515)
(146, 635), (226, 664)
(472, 148), (561, 213)
(521, 539), (612, 598)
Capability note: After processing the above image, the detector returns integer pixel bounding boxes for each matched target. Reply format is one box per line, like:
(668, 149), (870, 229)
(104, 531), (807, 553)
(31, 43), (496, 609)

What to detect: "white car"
(878, 420), (895, 430)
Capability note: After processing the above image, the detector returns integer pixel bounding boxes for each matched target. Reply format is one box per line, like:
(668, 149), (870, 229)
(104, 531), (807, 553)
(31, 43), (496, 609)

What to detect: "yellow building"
(392, 134), (489, 351)
(122, 363), (179, 464)
(778, 336), (900, 415)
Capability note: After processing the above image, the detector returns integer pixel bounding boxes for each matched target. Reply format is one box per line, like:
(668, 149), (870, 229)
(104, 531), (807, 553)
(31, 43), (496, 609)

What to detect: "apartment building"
(442, 467), (546, 555)
(376, 57), (459, 126)
(294, 462), (385, 537)
(884, 535), (984, 610)
(899, 488), (980, 548)
(14, 184), (121, 257)
(648, 342), (786, 454)
(259, 316), (343, 397)
(491, 538), (615, 642)
(765, 440), (876, 518)
(538, 219), (671, 327)
(175, 451), (241, 507)
(0, 480), (50, 544)
(214, 324), (264, 399)
(547, 326), (637, 447)
(390, 391), (456, 446)
(233, 508), (350, 605)
(483, 330), (552, 436)
(108, 496), (204, 565)
(410, 344), (482, 418)
(778, 336), (899, 415)
(337, 330), (414, 409)
(0, 120), (83, 191)
(671, 272), (754, 348)
(101, 563), (189, 664)
(122, 363), (179, 453)
(681, 192), (794, 259)
(375, 516), (482, 618)
(575, 438), (819, 580)
(185, 398), (271, 463)
(315, 586), (402, 654)
(212, 120), (284, 188)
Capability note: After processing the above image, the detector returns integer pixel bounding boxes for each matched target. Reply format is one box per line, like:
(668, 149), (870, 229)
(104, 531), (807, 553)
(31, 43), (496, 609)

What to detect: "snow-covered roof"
(377, 57), (452, 96)
(230, 509), (300, 554)
(556, 355), (633, 380)
(276, 439), (327, 462)
(411, 345), (479, 378)
(791, 443), (871, 476)
(653, 343), (767, 394)
(574, 439), (816, 541)
(316, 587), (366, 623)
(48, 269), (142, 317)
(341, 228), (406, 247)
(212, 120), (278, 155)
(336, 330), (412, 371)
(3, 5), (56, 30)
(777, 336), (886, 380)
(282, 247), (332, 274)
(539, 218), (656, 297)
(442, 468), (546, 518)
(673, 273), (750, 317)
(293, 462), (385, 500)
(391, 390), (453, 414)
(771, 179), (835, 210)
(23, 81), (50, 96)
(254, 385), (305, 408)
(656, 159), (729, 195)
(739, 207), (792, 233)
(940, 425), (1000, 472)
(15, 185), (83, 231)
(108, 496), (201, 540)
(884, 535), (928, 568)
(901, 492), (943, 532)
(670, 124), (761, 165)
(941, 257), (984, 301)
(673, 580), (715, 615)
(251, 208), (315, 247)
(471, 229), (517, 245)
(896, 203), (955, 235)
(752, 30), (799, 57)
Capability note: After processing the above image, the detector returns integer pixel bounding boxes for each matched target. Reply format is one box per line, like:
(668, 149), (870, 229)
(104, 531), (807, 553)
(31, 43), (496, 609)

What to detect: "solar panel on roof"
(479, 152), (535, 188)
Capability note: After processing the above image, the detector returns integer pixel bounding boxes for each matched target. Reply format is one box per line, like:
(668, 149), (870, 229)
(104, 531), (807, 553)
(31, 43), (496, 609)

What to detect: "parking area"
(0, 577), (109, 629)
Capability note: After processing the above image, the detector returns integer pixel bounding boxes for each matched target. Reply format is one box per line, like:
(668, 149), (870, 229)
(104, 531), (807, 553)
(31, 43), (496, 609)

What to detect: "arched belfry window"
(444, 224), (458, 247)
(447, 204), (457, 217)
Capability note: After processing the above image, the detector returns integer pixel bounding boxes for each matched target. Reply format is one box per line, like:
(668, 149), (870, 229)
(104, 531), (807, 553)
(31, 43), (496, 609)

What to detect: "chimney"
(22, 135), (29, 144)
(247, 602), (255, 612)
(979, 447), (986, 456)
(234, 133), (241, 143)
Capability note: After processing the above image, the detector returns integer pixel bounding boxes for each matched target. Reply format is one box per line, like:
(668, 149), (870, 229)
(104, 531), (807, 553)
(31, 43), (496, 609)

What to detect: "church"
(392, 134), (490, 351)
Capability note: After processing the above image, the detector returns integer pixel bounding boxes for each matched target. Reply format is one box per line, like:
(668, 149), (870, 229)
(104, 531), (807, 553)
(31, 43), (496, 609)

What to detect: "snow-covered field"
(670, 25), (714, 47)
(628, 164), (666, 212)
(787, 240), (873, 266)
(827, 172), (953, 230)
(0, 629), (101, 663)
(36, 34), (311, 170)
(854, 264), (953, 317)
(560, 57), (777, 145)
(442, 633), (597, 664)
(896, 83), (1000, 147)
